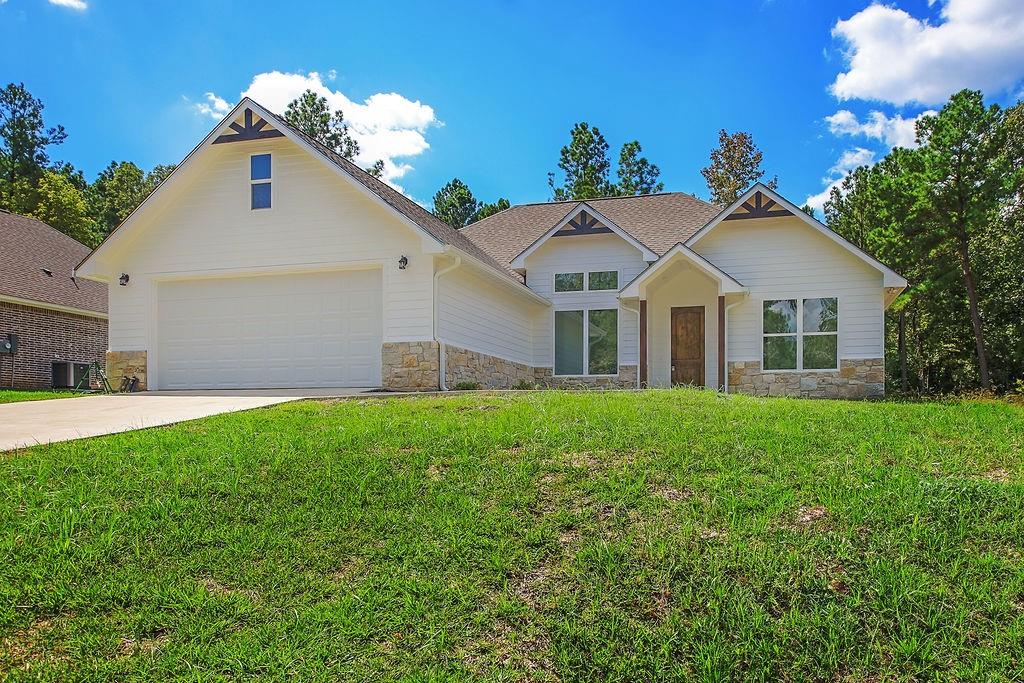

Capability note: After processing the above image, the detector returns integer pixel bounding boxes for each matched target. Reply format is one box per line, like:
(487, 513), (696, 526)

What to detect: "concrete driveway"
(0, 388), (374, 451)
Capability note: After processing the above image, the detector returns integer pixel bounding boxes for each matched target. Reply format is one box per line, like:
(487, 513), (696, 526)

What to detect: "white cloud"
(805, 147), (876, 214)
(195, 71), (436, 187)
(191, 92), (232, 119)
(825, 109), (937, 149)
(830, 0), (1024, 105)
(48, 0), (88, 9)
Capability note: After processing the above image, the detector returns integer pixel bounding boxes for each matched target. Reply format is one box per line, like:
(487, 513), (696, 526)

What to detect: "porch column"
(639, 299), (648, 387)
(717, 295), (725, 391)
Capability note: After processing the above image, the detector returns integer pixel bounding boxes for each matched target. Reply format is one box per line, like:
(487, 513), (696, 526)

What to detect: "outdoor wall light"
(119, 273), (130, 286)
(398, 255), (409, 270)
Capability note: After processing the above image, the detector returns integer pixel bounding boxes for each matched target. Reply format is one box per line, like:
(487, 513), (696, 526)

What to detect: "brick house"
(0, 210), (107, 389)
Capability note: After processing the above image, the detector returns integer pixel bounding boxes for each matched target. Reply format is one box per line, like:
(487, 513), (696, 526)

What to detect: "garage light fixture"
(398, 255), (408, 270)
(119, 273), (130, 286)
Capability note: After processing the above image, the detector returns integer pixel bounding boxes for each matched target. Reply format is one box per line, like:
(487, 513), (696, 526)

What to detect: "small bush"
(452, 381), (481, 391)
(512, 380), (535, 390)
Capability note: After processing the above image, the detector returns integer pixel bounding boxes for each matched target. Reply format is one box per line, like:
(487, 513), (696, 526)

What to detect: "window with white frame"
(250, 153), (272, 210)
(554, 308), (618, 375)
(762, 297), (838, 370)
(554, 270), (619, 293)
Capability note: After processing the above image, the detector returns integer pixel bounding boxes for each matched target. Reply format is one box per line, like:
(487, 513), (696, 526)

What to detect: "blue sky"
(2, 0), (1023, 212)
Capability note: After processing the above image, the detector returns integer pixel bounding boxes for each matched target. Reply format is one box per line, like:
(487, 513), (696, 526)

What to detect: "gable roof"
(620, 242), (746, 298)
(686, 183), (908, 288)
(508, 201), (659, 269)
(77, 98), (521, 285)
(1, 210), (106, 315)
(462, 192), (721, 266)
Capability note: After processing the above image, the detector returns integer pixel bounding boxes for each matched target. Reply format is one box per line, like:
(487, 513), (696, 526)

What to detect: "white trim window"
(762, 297), (838, 371)
(250, 153), (272, 210)
(553, 270), (620, 293)
(554, 308), (618, 376)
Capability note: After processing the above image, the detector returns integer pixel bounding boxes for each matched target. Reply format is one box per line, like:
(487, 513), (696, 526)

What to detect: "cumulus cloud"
(48, 0), (88, 8)
(193, 71), (437, 187)
(191, 92), (232, 119)
(831, 0), (1024, 105)
(825, 109), (937, 149)
(805, 147), (876, 214)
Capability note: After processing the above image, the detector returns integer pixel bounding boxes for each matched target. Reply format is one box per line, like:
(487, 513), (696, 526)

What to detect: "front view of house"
(76, 99), (906, 398)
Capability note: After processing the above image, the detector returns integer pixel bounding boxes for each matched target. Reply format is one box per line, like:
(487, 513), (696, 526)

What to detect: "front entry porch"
(621, 243), (747, 390)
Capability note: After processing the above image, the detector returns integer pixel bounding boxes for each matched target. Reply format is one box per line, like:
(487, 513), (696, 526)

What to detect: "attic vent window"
(41, 268), (53, 277)
(250, 154), (272, 210)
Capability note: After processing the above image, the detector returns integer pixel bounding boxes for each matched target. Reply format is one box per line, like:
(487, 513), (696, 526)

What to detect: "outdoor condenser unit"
(51, 361), (90, 389)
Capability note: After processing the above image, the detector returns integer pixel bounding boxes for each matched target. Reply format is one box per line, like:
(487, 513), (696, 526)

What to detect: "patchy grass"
(0, 389), (82, 404)
(1, 389), (1023, 681)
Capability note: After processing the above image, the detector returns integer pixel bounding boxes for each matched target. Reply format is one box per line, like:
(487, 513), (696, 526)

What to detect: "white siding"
(525, 233), (648, 369)
(692, 216), (884, 361)
(436, 260), (536, 365)
(99, 135), (434, 350)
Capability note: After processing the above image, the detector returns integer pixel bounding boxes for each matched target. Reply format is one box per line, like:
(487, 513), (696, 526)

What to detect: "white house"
(76, 98), (907, 398)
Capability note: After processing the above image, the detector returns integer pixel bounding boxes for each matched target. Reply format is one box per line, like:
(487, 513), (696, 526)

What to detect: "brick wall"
(0, 301), (108, 390)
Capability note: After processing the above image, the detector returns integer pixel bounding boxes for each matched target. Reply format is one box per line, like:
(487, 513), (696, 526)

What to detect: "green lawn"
(1, 390), (1022, 681)
(0, 389), (82, 404)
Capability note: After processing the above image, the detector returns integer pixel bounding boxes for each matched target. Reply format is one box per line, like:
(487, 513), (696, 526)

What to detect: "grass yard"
(0, 389), (82, 404)
(1, 390), (1022, 681)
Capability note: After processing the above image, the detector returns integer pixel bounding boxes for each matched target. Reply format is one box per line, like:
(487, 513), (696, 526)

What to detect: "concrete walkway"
(0, 388), (373, 451)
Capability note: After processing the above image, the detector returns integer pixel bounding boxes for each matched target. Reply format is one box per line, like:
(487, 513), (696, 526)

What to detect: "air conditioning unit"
(52, 361), (90, 389)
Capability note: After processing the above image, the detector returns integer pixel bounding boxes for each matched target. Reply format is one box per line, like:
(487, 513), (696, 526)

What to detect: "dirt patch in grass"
(698, 527), (727, 541)
(198, 576), (260, 602)
(0, 617), (65, 670)
(648, 483), (693, 502)
(426, 464), (445, 481)
(510, 566), (551, 608)
(790, 505), (829, 529)
(119, 628), (169, 657)
(982, 467), (1011, 482)
(463, 620), (557, 680)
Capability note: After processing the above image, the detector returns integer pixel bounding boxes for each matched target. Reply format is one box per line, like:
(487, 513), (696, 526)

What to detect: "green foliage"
(2, 390), (1023, 679)
(474, 197), (509, 221)
(0, 83), (67, 215)
(548, 123), (663, 200)
(701, 129), (777, 205)
(284, 89), (360, 160)
(432, 178), (480, 229)
(364, 159), (385, 178)
(825, 90), (1024, 393)
(452, 380), (481, 390)
(31, 170), (94, 245)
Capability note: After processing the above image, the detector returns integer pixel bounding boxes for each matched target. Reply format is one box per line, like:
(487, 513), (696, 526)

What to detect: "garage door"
(156, 269), (382, 389)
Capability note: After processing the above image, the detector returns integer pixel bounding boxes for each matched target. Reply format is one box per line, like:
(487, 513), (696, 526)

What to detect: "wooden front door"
(671, 306), (705, 386)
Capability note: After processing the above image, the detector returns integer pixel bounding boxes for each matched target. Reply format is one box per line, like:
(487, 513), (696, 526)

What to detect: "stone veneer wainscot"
(382, 341), (440, 390)
(728, 358), (885, 399)
(106, 350), (148, 391)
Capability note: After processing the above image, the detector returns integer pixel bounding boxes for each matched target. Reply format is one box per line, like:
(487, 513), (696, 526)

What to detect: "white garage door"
(156, 269), (382, 389)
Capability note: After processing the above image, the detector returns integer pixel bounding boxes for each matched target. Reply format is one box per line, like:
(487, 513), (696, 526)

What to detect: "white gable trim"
(510, 201), (658, 270)
(685, 183), (908, 289)
(619, 242), (746, 298)
(76, 97), (444, 278)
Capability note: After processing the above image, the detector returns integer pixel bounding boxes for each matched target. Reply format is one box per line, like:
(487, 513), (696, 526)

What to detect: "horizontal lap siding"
(693, 217), (884, 361)
(101, 136), (432, 349)
(525, 234), (647, 368)
(437, 264), (534, 366)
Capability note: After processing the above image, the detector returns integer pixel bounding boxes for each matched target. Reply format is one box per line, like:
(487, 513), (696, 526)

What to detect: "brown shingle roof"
(461, 192), (722, 266)
(0, 210), (106, 315)
(266, 111), (523, 282)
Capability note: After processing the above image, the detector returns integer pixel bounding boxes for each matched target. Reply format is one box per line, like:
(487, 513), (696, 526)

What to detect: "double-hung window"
(762, 297), (838, 370)
(250, 153), (272, 210)
(555, 308), (618, 375)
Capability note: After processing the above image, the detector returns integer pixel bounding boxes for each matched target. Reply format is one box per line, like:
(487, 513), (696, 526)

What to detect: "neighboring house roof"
(462, 192), (721, 266)
(0, 210), (107, 316)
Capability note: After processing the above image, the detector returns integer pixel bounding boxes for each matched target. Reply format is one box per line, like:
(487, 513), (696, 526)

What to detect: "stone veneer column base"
(106, 350), (148, 391)
(445, 345), (534, 388)
(534, 365), (638, 389)
(728, 358), (885, 399)
(382, 341), (440, 391)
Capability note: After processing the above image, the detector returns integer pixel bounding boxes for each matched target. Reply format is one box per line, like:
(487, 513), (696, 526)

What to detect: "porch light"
(119, 273), (130, 286)
(398, 255), (409, 270)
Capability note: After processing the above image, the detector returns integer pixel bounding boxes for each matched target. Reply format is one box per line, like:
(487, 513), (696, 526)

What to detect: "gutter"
(619, 297), (642, 389)
(433, 254), (462, 391)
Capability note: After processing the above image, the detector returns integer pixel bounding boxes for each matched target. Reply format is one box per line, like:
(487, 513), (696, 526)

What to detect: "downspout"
(433, 253), (462, 391)
(722, 298), (743, 393)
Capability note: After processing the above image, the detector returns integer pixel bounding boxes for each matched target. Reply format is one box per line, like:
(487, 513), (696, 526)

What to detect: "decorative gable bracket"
(553, 210), (613, 237)
(213, 108), (285, 144)
(722, 190), (792, 220)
